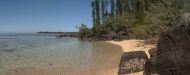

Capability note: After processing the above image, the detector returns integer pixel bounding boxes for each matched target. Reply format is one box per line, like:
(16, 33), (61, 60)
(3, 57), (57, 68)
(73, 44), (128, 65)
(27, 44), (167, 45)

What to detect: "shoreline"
(107, 39), (157, 58)
(107, 39), (157, 75)
(1, 39), (157, 75)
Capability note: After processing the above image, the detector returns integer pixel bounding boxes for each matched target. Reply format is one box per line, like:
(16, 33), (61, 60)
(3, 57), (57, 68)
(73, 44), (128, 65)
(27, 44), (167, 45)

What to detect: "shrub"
(78, 24), (93, 39)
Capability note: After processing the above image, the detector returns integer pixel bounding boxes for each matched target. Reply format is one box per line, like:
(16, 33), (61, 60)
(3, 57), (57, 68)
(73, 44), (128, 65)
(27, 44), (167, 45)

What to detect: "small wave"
(0, 48), (17, 52)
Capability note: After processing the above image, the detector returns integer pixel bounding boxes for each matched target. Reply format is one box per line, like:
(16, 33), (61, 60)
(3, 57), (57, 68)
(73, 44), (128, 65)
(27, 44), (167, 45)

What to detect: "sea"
(0, 33), (123, 75)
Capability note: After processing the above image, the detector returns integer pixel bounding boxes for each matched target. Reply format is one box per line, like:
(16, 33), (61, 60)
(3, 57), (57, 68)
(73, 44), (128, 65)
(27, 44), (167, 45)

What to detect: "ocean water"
(0, 34), (123, 75)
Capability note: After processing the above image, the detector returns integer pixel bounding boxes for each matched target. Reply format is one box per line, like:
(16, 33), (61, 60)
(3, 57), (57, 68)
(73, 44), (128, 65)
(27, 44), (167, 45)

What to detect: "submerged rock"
(156, 13), (190, 75)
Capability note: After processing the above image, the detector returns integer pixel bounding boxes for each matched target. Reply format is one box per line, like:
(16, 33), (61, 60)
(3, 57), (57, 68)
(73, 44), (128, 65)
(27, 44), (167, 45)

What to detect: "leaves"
(87, 0), (190, 40)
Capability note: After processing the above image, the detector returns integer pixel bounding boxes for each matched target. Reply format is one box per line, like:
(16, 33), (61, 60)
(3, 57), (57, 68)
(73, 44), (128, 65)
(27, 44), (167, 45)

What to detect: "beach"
(108, 39), (157, 58)
(0, 35), (122, 75)
(108, 40), (157, 75)
(0, 35), (156, 75)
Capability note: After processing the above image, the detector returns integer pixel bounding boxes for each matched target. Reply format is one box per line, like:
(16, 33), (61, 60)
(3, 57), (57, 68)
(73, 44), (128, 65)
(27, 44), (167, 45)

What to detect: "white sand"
(108, 39), (156, 58)
(107, 39), (157, 75)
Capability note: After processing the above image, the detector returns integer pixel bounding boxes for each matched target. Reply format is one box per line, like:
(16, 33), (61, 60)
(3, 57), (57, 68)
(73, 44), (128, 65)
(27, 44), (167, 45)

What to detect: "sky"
(0, 0), (92, 33)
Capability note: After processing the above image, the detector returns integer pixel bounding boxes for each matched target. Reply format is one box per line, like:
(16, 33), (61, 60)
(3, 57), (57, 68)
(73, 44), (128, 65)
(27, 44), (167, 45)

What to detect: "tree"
(132, 0), (145, 21)
(110, 0), (115, 17)
(95, 0), (101, 26)
(101, 0), (106, 22)
(88, 0), (190, 40)
(116, 0), (122, 16)
(78, 24), (92, 38)
(122, 0), (129, 16)
(91, 1), (96, 25)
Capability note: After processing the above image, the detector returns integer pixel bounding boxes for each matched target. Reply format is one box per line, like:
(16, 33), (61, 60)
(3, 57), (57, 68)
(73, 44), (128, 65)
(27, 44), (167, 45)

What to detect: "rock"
(156, 13), (190, 75)
(148, 48), (158, 65)
(144, 48), (158, 75)
(148, 48), (158, 58)
(144, 59), (158, 75)
(118, 51), (148, 75)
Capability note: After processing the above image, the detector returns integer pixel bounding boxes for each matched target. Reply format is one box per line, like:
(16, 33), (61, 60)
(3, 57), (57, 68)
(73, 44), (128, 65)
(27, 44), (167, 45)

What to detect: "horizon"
(0, 0), (92, 33)
(0, 31), (78, 34)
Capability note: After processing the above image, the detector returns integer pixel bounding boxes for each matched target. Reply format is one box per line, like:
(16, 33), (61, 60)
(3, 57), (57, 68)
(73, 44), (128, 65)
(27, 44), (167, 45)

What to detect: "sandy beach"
(108, 39), (157, 58)
(107, 39), (157, 75)
(2, 39), (157, 75)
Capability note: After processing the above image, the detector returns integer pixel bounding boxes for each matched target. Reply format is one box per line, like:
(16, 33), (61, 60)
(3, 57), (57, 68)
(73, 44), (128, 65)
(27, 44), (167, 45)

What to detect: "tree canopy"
(79, 0), (190, 40)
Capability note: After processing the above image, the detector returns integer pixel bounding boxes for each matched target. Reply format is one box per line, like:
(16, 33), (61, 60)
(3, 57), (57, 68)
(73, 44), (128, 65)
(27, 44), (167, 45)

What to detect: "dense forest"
(79, 0), (190, 41)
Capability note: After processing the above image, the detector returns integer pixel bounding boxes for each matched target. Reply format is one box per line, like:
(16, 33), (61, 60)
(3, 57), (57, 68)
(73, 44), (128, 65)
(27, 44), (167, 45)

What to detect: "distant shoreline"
(37, 31), (78, 34)
(0, 32), (78, 37)
(37, 32), (78, 37)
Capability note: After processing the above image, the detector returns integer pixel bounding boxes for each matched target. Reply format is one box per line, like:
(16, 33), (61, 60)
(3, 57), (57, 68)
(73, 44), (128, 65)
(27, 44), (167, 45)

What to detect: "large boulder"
(156, 13), (190, 75)
(144, 48), (158, 75)
(148, 48), (158, 65)
(118, 51), (148, 75)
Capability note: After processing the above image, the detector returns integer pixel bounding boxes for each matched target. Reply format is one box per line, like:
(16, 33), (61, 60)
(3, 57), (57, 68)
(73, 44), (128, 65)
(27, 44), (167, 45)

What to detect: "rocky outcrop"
(143, 14), (190, 75)
(144, 48), (158, 75)
(156, 14), (190, 75)
(148, 48), (158, 65)
(118, 51), (148, 75)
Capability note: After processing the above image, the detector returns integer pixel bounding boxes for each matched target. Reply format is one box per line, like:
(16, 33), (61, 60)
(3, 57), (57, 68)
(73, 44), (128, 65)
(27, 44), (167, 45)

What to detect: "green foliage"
(110, 0), (115, 17)
(90, 16), (133, 40)
(104, 16), (132, 33)
(129, 0), (184, 39)
(95, 0), (101, 25)
(78, 24), (93, 39)
(82, 0), (190, 40)
(91, 1), (96, 25)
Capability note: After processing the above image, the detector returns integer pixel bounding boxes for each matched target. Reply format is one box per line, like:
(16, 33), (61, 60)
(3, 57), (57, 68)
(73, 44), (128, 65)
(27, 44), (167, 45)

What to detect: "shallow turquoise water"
(0, 34), (123, 75)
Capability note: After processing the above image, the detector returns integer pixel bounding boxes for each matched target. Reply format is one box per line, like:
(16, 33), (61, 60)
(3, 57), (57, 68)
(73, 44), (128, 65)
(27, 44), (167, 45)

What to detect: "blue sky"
(0, 0), (92, 33)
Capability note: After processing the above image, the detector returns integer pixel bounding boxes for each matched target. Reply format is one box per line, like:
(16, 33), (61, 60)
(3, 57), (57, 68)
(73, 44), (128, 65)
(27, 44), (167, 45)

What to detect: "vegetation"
(79, 0), (190, 40)
(78, 24), (93, 39)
